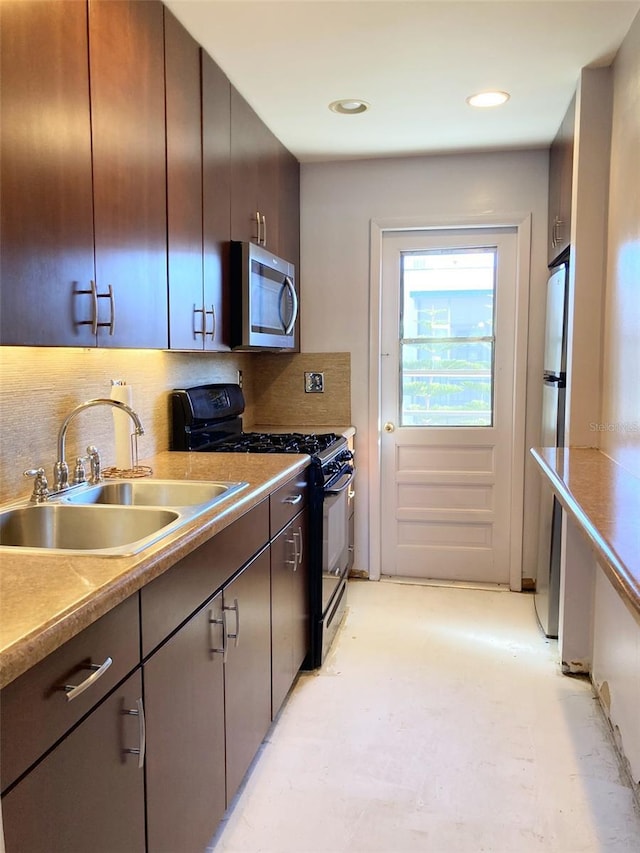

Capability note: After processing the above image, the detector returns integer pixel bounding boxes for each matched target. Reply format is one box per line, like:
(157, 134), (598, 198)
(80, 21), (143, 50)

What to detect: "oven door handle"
(324, 467), (355, 496)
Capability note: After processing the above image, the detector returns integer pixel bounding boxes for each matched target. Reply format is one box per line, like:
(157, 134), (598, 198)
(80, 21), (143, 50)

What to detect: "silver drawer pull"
(60, 656), (113, 702)
(283, 493), (302, 506)
(122, 698), (146, 769)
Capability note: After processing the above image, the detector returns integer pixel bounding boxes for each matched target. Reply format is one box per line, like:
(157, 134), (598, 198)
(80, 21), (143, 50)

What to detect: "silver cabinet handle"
(261, 213), (267, 246)
(106, 284), (115, 335)
(193, 304), (206, 338)
(224, 598), (240, 647)
(255, 210), (261, 244)
(122, 697), (146, 769)
(292, 529), (302, 572)
(283, 276), (298, 335)
(284, 493), (303, 506)
(59, 656), (113, 702)
(296, 524), (303, 567)
(209, 608), (227, 663)
(76, 280), (99, 335)
(83, 283), (114, 336)
(286, 534), (297, 569)
(205, 305), (216, 340)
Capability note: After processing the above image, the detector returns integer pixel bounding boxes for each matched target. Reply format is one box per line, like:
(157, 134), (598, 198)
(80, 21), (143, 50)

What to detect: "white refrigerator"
(534, 261), (568, 637)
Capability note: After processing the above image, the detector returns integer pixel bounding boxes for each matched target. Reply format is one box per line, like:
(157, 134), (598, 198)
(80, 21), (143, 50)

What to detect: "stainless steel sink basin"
(0, 479), (248, 556)
(64, 479), (241, 508)
(0, 504), (180, 554)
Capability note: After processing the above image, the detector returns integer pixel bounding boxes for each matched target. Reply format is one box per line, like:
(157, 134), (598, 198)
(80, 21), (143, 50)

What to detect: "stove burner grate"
(211, 432), (341, 456)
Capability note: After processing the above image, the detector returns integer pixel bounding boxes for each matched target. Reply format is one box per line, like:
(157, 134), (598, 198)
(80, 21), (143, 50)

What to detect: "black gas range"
(170, 383), (354, 667)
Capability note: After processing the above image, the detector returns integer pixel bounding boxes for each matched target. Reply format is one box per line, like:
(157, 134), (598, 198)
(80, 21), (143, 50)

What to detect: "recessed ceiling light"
(328, 99), (370, 115)
(466, 91), (510, 108)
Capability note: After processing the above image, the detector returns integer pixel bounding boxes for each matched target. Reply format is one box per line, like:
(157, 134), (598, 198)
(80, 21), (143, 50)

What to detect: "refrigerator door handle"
(543, 371), (566, 387)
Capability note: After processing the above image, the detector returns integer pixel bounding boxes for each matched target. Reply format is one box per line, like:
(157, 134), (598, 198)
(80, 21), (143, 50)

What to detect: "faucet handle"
(73, 457), (87, 485)
(86, 445), (102, 484)
(24, 468), (50, 503)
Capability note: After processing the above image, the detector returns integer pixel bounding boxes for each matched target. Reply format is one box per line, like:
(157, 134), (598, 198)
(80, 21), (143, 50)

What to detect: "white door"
(380, 228), (518, 584)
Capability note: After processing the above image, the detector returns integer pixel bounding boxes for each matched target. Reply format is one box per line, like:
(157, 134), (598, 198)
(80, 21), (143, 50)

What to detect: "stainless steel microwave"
(230, 241), (298, 350)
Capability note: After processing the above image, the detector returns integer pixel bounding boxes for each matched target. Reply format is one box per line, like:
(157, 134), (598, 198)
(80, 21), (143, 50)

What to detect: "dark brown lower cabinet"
(144, 592), (226, 853)
(224, 547), (272, 804)
(271, 507), (309, 716)
(2, 669), (145, 853)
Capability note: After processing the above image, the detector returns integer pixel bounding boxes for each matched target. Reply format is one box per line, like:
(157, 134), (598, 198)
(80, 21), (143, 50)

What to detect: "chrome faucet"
(53, 398), (144, 492)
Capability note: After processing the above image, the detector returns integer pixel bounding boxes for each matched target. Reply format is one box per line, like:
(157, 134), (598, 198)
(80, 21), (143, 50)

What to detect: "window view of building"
(400, 248), (496, 426)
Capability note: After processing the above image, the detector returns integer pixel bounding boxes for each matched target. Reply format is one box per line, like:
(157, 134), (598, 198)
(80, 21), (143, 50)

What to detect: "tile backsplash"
(0, 348), (351, 503)
(249, 352), (351, 426)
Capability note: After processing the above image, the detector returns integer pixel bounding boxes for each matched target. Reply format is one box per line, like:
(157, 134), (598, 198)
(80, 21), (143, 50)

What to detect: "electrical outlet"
(304, 372), (324, 393)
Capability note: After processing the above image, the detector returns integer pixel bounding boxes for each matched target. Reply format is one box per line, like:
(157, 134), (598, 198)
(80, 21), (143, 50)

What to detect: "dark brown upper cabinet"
(230, 86), (280, 251)
(164, 7), (205, 351)
(88, 0), (168, 348)
(548, 95), (575, 265)
(165, 10), (231, 352)
(201, 50), (232, 351)
(278, 145), (301, 272)
(0, 0), (169, 348)
(1, 0), (299, 352)
(0, 0), (96, 347)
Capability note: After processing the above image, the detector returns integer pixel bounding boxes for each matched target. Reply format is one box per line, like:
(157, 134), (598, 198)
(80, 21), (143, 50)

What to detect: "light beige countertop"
(0, 451), (309, 689)
(531, 447), (640, 625)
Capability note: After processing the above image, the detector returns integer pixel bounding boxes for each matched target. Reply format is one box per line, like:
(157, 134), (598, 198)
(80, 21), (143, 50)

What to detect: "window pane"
(399, 247), (496, 427)
(400, 341), (493, 426)
(402, 250), (495, 339)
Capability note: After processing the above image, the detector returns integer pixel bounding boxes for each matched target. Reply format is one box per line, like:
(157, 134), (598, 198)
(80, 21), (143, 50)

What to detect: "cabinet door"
(0, 0), (95, 347)
(145, 593), (226, 853)
(255, 121), (281, 252)
(165, 7), (204, 351)
(278, 144), (301, 350)
(548, 95), (575, 263)
(224, 547), (272, 803)
(278, 144), (301, 267)
(2, 670), (145, 853)
(89, 0), (168, 348)
(202, 51), (232, 351)
(271, 508), (309, 717)
(230, 86), (261, 244)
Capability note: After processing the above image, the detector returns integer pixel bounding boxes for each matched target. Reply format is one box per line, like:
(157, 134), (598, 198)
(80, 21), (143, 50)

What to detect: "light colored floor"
(210, 580), (640, 853)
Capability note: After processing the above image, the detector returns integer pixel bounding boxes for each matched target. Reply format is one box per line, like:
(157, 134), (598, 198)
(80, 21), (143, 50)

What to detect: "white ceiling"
(165, 0), (640, 163)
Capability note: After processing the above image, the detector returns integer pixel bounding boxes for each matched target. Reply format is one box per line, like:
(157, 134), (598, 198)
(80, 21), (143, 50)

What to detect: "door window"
(400, 248), (496, 426)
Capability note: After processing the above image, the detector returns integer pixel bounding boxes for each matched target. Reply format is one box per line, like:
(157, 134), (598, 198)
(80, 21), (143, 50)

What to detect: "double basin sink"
(0, 479), (248, 556)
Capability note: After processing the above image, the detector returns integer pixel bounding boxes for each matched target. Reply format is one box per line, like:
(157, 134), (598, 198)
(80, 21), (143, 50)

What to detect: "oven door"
(321, 467), (354, 614)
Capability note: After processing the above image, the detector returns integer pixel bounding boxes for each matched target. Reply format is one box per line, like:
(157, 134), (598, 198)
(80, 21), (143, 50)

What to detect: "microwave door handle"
(283, 276), (298, 335)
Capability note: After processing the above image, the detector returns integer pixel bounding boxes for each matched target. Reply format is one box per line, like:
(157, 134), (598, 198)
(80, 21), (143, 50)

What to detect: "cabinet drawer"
(270, 471), (308, 539)
(141, 499), (269, 656)
(1, 593), (140, 793)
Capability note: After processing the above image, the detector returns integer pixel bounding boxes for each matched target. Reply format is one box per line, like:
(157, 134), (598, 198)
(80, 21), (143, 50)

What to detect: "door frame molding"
(368, 213), (532, 589)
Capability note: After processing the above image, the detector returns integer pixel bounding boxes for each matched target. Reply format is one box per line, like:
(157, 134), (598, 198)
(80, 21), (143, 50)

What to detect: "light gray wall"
(601, 10), (640, 477)
(300, 149), (550, 580)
